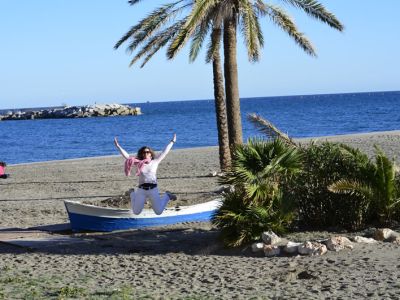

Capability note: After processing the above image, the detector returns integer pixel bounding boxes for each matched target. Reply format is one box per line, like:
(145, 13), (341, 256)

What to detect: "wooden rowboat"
(64, 200), (221, 232)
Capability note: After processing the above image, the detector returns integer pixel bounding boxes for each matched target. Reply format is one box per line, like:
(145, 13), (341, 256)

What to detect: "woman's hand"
(114, 137), (120, 148)
(172, 133), (176, 143)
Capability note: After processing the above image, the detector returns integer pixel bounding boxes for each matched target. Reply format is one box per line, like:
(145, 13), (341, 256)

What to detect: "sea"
(1, 91), (399, 165)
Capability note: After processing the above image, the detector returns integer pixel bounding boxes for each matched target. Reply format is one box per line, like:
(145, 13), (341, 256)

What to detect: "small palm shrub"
(329, 146), (400, 225)
(212, 138), (302, 247)
(213, 187), (295, 247)
(288, 142), (374, 230)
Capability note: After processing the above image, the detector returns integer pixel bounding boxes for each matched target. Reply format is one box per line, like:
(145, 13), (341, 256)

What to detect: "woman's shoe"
(166, 191), (177, 201)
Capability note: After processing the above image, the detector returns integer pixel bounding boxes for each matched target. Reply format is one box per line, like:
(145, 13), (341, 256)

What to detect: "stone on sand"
(262, 231), (281, 245)
(353, 236), (377, 244)
(298, 241), (327, 256)
(283, 241), (302, 254)
(325, 236), (354, 251)
(374, 228), (399, 241)
(263, 244), (281, 257)
(251, 242), (264, 253)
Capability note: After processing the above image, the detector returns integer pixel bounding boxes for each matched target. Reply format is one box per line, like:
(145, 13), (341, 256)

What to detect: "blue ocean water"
(1, 91), (399, 165)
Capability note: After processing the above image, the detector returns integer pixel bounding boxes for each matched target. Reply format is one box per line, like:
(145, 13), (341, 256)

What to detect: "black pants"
(0, 174), (8, 179)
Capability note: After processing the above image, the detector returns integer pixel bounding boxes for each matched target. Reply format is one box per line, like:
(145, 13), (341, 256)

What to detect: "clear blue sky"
(1, 0), (399, 109)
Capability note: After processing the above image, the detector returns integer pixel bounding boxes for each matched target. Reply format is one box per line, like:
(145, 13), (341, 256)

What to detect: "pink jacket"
(0, 166), (5, 176)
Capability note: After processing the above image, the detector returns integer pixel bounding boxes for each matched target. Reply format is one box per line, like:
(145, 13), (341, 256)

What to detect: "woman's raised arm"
(154, 134), (176, 162)
(114, 137), (130, 159)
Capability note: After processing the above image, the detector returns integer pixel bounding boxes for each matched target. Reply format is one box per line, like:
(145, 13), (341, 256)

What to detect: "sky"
(0, 0), (399, 110)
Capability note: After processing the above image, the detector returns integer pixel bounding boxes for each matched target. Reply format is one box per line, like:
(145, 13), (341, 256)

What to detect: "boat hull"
(64, 200), (220, 232)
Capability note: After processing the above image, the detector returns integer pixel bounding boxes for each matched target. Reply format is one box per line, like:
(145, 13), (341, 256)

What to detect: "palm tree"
(115, 0), (232, 170)
(210, 28), (232, 169)
(169, 0), (344, 148)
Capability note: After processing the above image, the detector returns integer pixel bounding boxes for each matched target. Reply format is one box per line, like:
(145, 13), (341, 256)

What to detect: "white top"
(138, 141), (173, 185)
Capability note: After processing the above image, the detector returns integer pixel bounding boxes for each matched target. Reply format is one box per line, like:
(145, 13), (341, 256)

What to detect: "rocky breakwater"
(0, 104), (141, 121)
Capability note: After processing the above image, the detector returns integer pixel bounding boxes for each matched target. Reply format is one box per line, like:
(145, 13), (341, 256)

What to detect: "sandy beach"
(1, 131), (400, 299)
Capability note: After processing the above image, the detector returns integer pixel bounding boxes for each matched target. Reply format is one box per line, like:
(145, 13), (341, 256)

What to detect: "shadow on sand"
(0, 224), (247, 257)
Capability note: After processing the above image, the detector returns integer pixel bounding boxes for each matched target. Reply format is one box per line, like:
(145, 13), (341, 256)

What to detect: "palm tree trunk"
(223, 16), (243, 147)
(212, 28), (231, 171)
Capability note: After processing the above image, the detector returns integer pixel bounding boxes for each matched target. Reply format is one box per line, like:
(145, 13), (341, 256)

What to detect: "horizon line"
(1, 89), (399, 111)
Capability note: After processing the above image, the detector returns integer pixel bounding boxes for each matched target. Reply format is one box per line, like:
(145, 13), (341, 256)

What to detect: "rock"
(353, 236), (377, 244)
(96, 109), (106, 116)
(374, 228), (396, 241)
(391, 237), (400, 245)
(213, 185), (234, 194)
(263, 245), (281, 257)
(325, 236), (354, 251)
(251, 242), (264, 253)
(213, 186), (226, 194)
(262, 231), (281, 245)
(283, 241), (302, 254)
(0, 104), (142, 121)
(298, 241), (327, 256)
(207, 171), (218, 177)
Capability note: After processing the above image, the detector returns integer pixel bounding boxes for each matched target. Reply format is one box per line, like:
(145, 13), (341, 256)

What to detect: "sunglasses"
(143, 150), (151, 153)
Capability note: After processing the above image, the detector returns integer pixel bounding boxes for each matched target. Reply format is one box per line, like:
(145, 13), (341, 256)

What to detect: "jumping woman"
(114, 134), (177, 215)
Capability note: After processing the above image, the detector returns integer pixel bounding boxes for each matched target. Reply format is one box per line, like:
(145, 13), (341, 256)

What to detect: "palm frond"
(168, 0), (219, 58)
(128, 20), (185, 67)
(244, 182), (276, 203)
(339, 143), (370, 164)
(128, 0), (144, 5)
(328, 179), (374, 199)
(374, 145), (396, 201)
(132, 2), (188, 52)
(247, 113), (296, 146)
(115, 1), (187, 51)
(261, 145), (302, 177)
(253, 0), (268, 16)
(282, 0), (344, 31)
(116, 3), (174, 50)
(265, 4), (316, 56)
(115, 24), (143, 50)
(239, 0), (263, 61)
(189, 20), (211, 62)
(139, 36), (173, 67)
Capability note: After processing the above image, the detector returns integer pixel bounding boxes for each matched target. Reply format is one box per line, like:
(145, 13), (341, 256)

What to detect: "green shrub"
(213, 187), (295, 247)
(329, 146), (400, 225)
(212, 138), (302, 247)
(288, 142), (374, 230)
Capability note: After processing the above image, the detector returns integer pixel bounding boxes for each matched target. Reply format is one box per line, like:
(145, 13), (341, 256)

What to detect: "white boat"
(64, 200), (221, 232)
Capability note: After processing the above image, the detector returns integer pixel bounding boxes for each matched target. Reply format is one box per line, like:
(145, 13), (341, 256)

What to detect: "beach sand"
(1, 131), (400, 298)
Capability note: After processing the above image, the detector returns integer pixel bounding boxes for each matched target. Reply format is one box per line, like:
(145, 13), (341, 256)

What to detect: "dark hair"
(0, 161), (6, 167)
(137, 146), (155, 160)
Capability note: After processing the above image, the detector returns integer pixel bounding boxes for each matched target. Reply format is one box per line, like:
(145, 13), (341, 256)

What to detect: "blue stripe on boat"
(67, 210), (217, 232)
